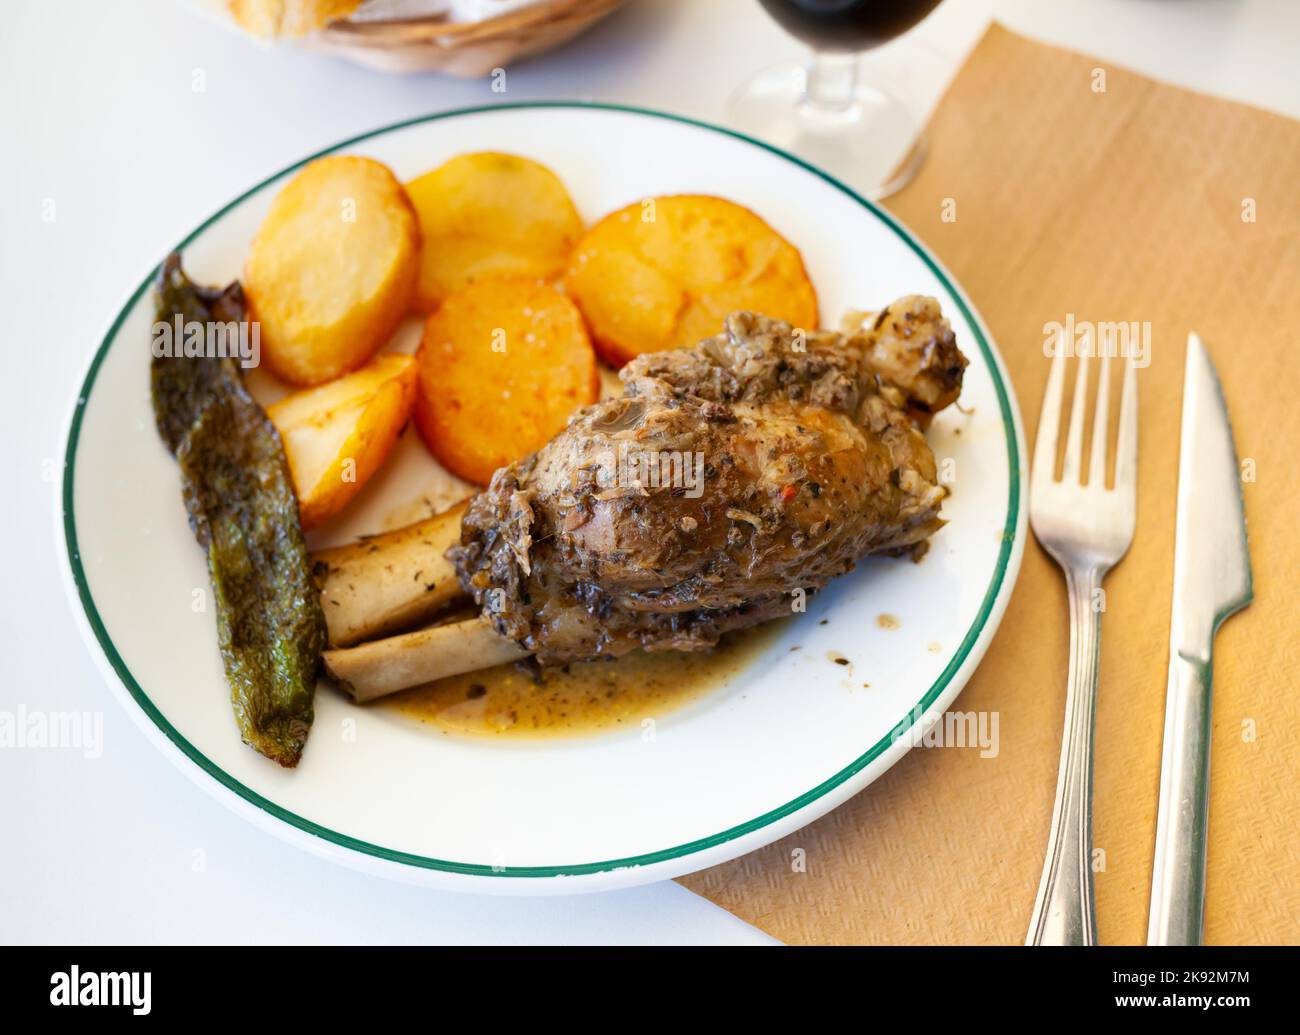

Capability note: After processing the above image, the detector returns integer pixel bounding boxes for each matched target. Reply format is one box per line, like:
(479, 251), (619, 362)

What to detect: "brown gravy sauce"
(385, 620), (787, 739)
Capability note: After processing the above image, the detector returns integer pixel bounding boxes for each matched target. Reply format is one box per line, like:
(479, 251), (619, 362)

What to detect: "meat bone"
(310, 498), (529, 701)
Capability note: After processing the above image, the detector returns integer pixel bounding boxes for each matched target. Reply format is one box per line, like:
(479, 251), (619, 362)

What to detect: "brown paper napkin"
(679, 22), (1300, 945)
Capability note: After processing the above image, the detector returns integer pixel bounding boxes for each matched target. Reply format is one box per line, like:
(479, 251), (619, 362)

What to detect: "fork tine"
(1089, 352), (1112, 488)
(1033, 339), (1068, 484)
(1061, 349), (1090, 483)
(1115, 355), (1139, 494)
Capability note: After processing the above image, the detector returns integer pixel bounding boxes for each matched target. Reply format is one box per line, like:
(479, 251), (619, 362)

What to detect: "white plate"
(60, 103), (1026, 894)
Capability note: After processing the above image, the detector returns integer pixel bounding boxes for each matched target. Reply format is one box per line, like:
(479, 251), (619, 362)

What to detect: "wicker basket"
(297, 0), (628, 77)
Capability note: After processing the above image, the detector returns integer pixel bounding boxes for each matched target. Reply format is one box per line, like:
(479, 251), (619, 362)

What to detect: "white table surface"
(2, 0), (1296, 945)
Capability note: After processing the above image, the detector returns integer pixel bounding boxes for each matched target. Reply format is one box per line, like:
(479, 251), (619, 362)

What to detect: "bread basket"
(294, 0), (628, 77)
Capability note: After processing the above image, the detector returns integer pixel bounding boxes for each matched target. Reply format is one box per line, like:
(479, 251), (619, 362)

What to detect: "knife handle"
(1147, 651), (1213, 946)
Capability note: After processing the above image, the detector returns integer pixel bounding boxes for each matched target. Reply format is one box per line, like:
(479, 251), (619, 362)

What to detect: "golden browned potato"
(414, 276), (599, 485)
(267, 353), (418, 529)
(565, 194), (819, 367)
(406, 152), (583, 312)
(245, 155), (420, 386)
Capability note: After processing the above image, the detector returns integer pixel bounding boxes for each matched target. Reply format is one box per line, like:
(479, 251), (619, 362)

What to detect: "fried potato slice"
(245, 155), (420, 386)
(268, 353), (418, 530)
(565, 194), (819, 367)
(406, 152), (583, 312)
(414, 277), (599, 485)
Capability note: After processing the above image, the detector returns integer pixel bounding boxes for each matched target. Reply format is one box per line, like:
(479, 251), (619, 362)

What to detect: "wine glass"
(730, 0), (944, 200)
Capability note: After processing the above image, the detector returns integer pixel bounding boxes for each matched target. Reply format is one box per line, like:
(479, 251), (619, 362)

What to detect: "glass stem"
(803, 51), (860, 113)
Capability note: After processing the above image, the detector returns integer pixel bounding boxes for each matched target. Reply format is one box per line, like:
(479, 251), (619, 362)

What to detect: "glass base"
(728, 61), (927, 201)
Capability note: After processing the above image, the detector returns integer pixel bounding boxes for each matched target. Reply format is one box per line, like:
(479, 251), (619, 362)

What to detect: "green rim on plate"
(62, 101), (1021, 878)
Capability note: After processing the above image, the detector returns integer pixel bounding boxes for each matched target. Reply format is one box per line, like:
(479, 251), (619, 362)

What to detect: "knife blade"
(1147, 332), (1253, 946)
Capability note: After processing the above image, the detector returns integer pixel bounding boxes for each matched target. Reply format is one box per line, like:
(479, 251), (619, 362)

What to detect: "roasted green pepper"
(151, 253), (325, 767)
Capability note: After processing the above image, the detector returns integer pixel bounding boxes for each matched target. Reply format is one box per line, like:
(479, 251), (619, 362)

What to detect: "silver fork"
(1025, 344), (1138, 946)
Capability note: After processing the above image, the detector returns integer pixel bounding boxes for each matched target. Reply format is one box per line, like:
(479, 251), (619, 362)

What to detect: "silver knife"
(1147, 333), (1253, 946)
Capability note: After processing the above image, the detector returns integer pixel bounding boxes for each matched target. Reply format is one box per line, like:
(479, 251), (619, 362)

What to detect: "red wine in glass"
(732, 0), (946, 198)
(758, 0), (943, 52)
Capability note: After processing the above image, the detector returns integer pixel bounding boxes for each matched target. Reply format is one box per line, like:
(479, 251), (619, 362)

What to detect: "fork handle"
(1026, 564), (1103, 946)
